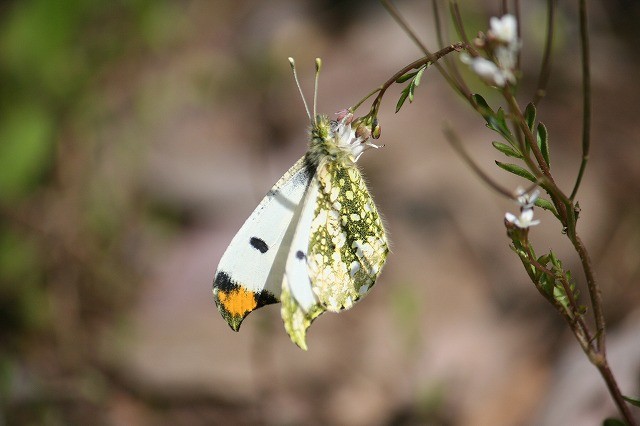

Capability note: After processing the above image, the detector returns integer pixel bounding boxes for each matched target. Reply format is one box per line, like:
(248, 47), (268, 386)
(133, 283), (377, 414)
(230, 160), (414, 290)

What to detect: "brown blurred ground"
(1, 1), (639, 425)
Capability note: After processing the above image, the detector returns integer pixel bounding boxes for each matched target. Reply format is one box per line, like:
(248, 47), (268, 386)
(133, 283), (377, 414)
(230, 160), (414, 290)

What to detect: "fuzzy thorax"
(307, 115), (380, 168)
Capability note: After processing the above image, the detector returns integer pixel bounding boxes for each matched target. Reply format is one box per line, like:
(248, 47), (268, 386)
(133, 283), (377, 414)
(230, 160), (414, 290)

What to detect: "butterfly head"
(308, 112), (382, 167)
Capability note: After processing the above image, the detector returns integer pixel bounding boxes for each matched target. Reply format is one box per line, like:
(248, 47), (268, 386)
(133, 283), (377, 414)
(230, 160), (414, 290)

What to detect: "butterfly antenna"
(313, 58), (322, 124)
(288, 57), (311, 121)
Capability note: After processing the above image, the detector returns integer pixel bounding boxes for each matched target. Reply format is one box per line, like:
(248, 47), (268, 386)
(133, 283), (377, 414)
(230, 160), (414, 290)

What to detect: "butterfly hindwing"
(308, 161), (389, 312)
(281, 160), (389, 350)
(213, 157), (313, 331)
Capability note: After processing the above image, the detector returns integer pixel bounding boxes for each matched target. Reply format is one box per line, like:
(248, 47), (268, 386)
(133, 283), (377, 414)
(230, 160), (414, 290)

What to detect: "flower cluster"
(461, 14), (520, 87)
(505, 187), (541, 229)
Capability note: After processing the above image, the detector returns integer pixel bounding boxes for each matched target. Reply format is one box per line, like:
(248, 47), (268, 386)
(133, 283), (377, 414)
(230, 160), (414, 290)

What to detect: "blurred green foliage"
(0, 0), (181, 423)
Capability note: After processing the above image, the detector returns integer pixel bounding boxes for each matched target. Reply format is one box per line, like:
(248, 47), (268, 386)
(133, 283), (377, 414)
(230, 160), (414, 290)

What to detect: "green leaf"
(602, 418), (626, 426)
(396, 70), (418, 83)
(495, 108), (512, 136)
(472, 93), (493, 119)
(537, 254), (550, 266)
(396, 86), (410, 113)
(536, 122), (550, 167)
(492, 141), (522, 158)
(414, 65), (426, 87)
(534, 197), (559, 218)
(539, 273), (553, 295)
(524, 102), (536, 130)
(623, 395), (640, 407)
(495, 161), (537, 183)
(472, 93), (492, 111)
(396, 66), (428, 113)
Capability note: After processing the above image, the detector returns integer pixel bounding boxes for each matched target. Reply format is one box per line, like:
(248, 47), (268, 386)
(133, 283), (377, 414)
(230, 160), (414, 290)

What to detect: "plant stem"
(359, 43), (465, 116)
(571, 234), (605, 353)
(597, 358), (637, 425)
(570, 0), (591, 200)
(533, 0), (556, 105)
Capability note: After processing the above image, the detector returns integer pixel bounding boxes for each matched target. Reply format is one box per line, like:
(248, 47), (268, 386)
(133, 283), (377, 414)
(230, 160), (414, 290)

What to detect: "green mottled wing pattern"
(281, 161), (388, 349)
(308, 161), (388, 311)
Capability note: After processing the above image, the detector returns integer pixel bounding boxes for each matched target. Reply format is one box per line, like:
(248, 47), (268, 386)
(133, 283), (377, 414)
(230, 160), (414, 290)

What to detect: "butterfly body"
(213, 113), (388, 350)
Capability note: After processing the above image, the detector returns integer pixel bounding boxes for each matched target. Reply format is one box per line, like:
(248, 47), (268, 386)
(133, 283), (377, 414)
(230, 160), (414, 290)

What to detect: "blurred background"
(1, 0), (639, 424)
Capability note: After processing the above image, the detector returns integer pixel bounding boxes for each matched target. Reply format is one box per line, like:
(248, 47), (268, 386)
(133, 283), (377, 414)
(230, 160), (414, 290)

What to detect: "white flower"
(505, 208), (540, 229)
(489, 14), (518, 45)
(332, 113), (380, 162)
(460, 53), (507, 87)
(494, 46), (517, 85)
(461, 14), (521, 88)
(515, 186), (540, 209)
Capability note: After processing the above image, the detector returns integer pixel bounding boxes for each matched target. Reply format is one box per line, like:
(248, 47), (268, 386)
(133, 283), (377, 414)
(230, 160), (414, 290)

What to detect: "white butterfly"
(212, 58), (388, 350)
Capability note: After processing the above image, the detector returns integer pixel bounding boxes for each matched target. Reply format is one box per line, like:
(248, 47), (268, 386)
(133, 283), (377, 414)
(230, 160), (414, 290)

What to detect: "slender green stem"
(569, 0), (591, 200)
(533, 0), (556, 105)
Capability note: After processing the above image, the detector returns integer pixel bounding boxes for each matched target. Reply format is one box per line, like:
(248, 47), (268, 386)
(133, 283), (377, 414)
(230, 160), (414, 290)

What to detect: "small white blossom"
(461, 14), (520, 87)
(494, 46), (517, 85)
(515, 186), (540, 209)
(505, 208), (540, 229)
(488, 15), (518, 45)
(460, 53), (507, 87)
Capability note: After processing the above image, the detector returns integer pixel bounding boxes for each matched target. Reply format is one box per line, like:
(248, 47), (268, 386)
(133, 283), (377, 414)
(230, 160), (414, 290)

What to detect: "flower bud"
(371, 118), (381, 139)
(335, 109), (354, 124)
(355, 121), (371, 141)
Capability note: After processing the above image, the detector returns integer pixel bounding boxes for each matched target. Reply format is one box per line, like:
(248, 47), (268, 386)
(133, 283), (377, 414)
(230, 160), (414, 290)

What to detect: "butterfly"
(212, 58), (388, 350)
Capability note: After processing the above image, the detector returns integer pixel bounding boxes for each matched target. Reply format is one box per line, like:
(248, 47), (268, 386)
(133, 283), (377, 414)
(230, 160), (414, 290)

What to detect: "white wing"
(213, 156), (314, 331)
(281, 176), (324, 350)
(284, 178), (320, 311)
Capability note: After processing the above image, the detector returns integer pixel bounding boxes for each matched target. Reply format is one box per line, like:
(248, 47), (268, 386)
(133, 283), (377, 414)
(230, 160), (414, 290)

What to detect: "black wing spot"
(250, 237), (269, 253)
(296, 250), (306, 260)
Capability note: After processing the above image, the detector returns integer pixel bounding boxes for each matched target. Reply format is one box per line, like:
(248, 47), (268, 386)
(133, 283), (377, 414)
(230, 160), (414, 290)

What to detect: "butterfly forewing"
(281, 177), (325, 349)
(213, 157), (313, 330)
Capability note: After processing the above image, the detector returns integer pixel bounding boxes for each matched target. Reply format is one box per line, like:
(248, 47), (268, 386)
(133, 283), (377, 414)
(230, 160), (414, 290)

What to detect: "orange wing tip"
(212, 271), (278, 331)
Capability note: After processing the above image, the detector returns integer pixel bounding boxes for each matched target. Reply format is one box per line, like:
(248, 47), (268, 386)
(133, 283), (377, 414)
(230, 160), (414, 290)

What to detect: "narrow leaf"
(472, 94), (493, 119)
(408, 81), (415, 102)
(537, 122), (550, 167)
(495, 161), (537, 183)
(413, 65), (427, 87)
(396, 71), (418, 83)
(534, 198), (559, 219)
(492, 141), (522, 158)
(602, 418), (626, 426)
(395, 86), (410, 113)
(524, 102), (536, 130)
(623, 395), (640, 407)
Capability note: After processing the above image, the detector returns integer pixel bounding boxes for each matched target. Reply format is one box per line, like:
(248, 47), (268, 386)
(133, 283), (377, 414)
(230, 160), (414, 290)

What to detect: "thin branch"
(533, 0), (556, 105)
(381, 0), (470, 101)
(432, 0), (471, 97)
(572, 234), (605, 353)
(569, 0), (592, 200)
(514, 0), (521, 69)
(597, 360), (638, 425)
(361, 43), (465, 116)
(521, 242), (593, 350)
(449, 1), (474, 51)
(443, 124), (515, 199)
